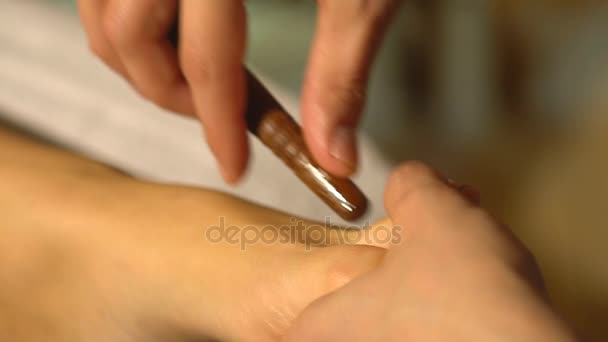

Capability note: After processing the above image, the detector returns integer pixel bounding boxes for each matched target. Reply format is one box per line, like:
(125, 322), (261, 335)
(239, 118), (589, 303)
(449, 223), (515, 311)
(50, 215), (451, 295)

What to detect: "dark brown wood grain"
(245, 70), (368, 221)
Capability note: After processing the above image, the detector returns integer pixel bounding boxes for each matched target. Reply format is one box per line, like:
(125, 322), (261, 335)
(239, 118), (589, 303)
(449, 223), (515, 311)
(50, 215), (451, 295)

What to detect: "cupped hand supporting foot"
(286, 163), (579, 342)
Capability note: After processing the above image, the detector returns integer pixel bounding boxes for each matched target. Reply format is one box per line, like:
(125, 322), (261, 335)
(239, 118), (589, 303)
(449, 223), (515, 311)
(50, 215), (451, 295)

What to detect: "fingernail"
(329, 126), (357, 172)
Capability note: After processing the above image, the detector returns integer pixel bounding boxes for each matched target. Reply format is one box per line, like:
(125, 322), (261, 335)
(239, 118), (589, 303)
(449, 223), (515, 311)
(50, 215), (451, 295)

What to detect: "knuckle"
(329, 80), (366, 113)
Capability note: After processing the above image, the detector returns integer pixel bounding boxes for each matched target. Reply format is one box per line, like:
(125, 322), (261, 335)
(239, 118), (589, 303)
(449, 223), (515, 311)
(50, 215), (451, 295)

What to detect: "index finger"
(180, 0), (248, 184)
(301, 0), (401, 177)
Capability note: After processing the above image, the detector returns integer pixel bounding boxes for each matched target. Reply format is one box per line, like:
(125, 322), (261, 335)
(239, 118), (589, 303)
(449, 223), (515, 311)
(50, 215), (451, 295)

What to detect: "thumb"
(302, 1), (399, 177)
(383, 162), (480, 245)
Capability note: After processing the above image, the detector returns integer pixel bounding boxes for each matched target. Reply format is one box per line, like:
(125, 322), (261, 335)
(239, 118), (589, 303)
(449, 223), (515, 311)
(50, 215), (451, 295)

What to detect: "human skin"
(286, 163), (580, 341)
(0, 127), (577, 341)
(0, 127), (384, 341)
(76, 0), (401, 183)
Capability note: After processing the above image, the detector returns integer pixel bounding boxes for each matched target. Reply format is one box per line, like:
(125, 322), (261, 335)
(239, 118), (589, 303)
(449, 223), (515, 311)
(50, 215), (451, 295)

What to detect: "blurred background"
(1, 0), (607, 340)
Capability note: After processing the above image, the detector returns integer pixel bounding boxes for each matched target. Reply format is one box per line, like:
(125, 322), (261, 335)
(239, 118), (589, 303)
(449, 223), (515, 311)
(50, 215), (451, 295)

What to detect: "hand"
(0, 127), (385, 341)
(77, 0), (401, 183)
(286, 162), (579, 342)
